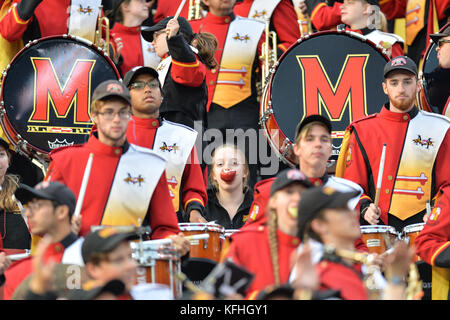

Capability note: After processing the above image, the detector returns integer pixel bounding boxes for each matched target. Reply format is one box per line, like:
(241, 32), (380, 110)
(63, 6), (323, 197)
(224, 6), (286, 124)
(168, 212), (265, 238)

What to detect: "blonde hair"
(267, 206), (281, 286)
(295, 121), (330, 145)
(193, 32), (218, 70)
(0, 149), (20, 211)
(209, 144), (250, 192)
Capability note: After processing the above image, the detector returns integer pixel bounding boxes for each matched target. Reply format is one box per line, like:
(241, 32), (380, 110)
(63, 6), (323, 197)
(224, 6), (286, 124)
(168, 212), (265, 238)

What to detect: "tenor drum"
(402, 222), (425, 262)
(0, 35), (120, 162)
(260, 30), (389, 167)
(418, 22), (450, 115)
(130, 241), (182, 298)
(178, 222), (225, 262)
(360, 225), (398, 255)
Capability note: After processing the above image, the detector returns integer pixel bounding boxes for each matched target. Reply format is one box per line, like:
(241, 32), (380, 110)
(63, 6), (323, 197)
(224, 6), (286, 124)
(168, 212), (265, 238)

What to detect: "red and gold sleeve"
(309, 1), (342, 31)
(0, 2), (30, 42)
(271, 0), (301, 53)
(379, 0), (407, 20)
(181, 147), (208, 214)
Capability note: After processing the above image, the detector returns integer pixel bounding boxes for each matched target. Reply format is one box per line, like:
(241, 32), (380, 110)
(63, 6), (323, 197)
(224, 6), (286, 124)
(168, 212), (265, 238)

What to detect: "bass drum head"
(0, 35), (120, 160)
(262, 30), (389, 167)
(419, 22), (450, 115)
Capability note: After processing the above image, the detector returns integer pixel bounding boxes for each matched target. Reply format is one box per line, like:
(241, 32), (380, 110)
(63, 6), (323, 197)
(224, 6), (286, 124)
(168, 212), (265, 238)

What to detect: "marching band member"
(123, 66), (208, 223)
(205, 143), (253, 229)
(233, 0), (300, 53)
(0, 137), (30, 251)
(426, 25), (450, 117)
(110, 0), (161, 76)
(336, 55), (450, 234)
(224, 168), (312, 299)
(338, 0), (405, 58)
(189, 0), (266, 188)
(44, 80), (190, 258)
(141, 16), (217, 130)
(2, 181), (80, 300)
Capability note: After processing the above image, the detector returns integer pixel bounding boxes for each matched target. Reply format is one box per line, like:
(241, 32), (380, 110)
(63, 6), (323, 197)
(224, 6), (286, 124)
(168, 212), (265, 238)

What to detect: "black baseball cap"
(295, 114), (332, 141)
(123, 66), (160, 87)
(15, 181), (77, 218)
(383, 55), (418, 78)
(270, 169), (312, 197)
(141, 16), (194, 43)
(67, 279), (126, 300)
(92, 80), (131, 105)
(430, 25), (450, 45)
(81, 227), (138, 263)
(297, 186), (360, 241)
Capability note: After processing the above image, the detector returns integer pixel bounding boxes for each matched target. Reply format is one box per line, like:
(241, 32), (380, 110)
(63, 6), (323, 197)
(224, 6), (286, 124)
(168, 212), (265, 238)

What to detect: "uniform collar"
(113, 22), (141, 34)
(130, 115), (162, 129)
(379, 103), (419, 122)
(204, 12), (236, 24)
(88, 133), (130, 156)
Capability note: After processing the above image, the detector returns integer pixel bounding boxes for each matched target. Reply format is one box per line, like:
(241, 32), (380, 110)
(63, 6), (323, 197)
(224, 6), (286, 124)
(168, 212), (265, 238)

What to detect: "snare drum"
(360, 225), (398, 254)
(260, 30), (389, 168)
(0, 35), (120, 162)
(418, 22), (450, 115)
(130, 241), (181, 298)
(402, 222), (425, 262)
(178, 222), (225, 262)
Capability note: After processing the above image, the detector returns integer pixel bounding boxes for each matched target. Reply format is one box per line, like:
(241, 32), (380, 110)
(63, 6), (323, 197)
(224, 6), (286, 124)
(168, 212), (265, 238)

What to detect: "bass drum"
(0, 35), (120, 163)
(418, 22), (450, 116)
(260, 30), (389, 168)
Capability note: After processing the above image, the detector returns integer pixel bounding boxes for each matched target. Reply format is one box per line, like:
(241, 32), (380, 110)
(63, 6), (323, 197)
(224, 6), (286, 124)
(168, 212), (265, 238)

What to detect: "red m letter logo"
(29, 58), (95, 124)
(297, 54), (369, 122)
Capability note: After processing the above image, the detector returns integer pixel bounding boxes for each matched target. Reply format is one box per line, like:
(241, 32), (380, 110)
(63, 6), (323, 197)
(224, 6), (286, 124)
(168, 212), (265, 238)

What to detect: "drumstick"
(7, 250), (31, 261)
(73, 153), (94, 219)
(173, 0), (187, 19)
(144, 233), (210, 246)
(374, 144), (386, 207)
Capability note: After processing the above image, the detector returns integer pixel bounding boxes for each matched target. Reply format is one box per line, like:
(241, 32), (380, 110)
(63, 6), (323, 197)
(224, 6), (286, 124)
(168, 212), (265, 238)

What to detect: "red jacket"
(45, 135), (180, 238)
(225, 224), (300, 299)
(2, 233), (78, 300)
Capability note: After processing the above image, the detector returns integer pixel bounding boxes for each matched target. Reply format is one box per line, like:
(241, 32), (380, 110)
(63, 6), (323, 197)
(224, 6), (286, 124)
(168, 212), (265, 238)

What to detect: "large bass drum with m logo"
(418, 22), (450, 117)
(260, 30), (389, 168)
(0, 35), (120, 164)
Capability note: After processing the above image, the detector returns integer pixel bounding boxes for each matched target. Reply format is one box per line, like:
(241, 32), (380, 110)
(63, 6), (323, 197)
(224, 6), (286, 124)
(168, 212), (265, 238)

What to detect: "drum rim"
(0, 34), (120, 158)
(260, 29), (390, 167)
(178, 222), (225, 232)
(402, 222), (425, 232)
(360, 225), (397, 233)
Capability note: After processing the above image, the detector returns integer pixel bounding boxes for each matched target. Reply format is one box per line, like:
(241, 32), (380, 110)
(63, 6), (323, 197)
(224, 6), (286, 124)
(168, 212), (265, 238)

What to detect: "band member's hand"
(291, 242), (319, 292)
(166, 18), (180, 39)
(384, 241), (415, 280)
(189, 210), (207, 223)
(364, 203), (381, 225)
(71, 214), (81, 235)
(113, 36), (123, 64)
(0, 252), (11, 275)
(170, 232), (190, 256)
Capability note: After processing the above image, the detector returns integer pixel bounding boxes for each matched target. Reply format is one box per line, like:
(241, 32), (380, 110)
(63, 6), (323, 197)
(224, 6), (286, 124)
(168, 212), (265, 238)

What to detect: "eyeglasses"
(129, 80), (160, 90)
(438, 39), (450, 47)
(96, 109), (131, 120)
(25, 199), (58, 212)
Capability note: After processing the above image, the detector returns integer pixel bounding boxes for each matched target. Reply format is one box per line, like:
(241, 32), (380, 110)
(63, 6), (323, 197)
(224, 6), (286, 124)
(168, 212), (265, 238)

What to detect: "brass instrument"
(260, 18), (278, 91)
(297, 14), (313, 37)
(94, 5), (110, 56)
(188, 0), (202, 20)
(405, 263), (423, 300)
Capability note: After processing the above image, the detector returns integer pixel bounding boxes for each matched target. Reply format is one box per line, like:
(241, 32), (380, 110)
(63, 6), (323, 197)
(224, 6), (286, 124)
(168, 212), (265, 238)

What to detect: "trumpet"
(297, 14), (313, 37)
(260, 18), (278, 91)
(188, 0), (202, 20)
(94, 5), (110, 56)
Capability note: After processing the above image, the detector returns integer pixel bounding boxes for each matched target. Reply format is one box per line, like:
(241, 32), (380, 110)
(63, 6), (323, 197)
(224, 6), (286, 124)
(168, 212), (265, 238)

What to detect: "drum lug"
(259, 106), (273, 125)
(281, 138), (293, 159)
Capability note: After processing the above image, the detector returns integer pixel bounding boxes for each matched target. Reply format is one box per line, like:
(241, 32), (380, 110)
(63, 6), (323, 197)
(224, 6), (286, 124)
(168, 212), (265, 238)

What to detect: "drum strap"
(68, 0), (101, 43)
(152, 120), (197, 211)
(101, 144), (166, 227)
(389, 111), (449, 220)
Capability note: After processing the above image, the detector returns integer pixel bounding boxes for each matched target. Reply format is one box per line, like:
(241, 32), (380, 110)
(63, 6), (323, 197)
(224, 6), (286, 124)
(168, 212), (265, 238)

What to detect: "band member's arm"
(167, 32), (206, 87)
(181, 147), (208, 221)
(305, 0), (342, 31)
(148, 171), (182, 239)
(0, 1), (33, 42)
(415, 131), (450, 267)
(271, 0), (301, 53)
(390, 42), (405, 58)
(43, 160), (65, 183)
